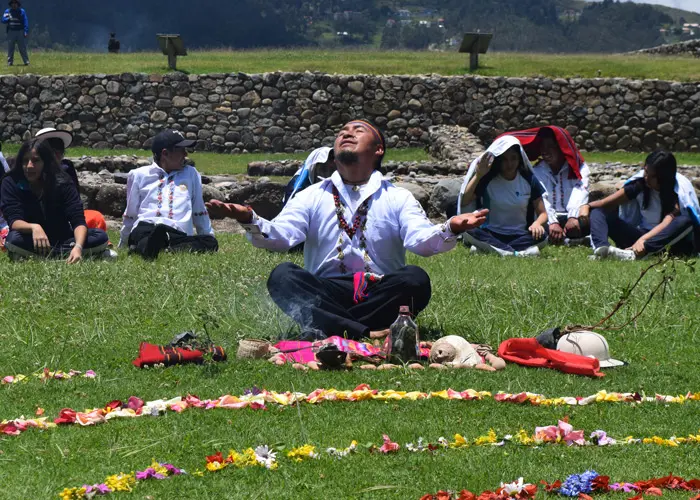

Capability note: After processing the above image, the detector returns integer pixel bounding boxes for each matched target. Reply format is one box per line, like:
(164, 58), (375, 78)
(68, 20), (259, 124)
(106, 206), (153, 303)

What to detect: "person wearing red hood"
(503, 126), (590, 245)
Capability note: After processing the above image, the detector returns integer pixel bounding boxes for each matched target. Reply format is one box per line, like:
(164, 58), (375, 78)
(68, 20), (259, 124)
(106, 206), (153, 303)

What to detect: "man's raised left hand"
(449, 209), (489, 234)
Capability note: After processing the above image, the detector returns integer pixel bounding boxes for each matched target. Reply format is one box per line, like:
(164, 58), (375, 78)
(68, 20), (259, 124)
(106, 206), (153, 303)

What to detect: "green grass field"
(0, 236), (698, 499)
(2, 50), (700, 81)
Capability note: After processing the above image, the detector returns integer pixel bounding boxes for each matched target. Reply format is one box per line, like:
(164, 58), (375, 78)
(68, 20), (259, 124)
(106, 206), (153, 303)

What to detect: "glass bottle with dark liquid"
(385, 306), (419, 363)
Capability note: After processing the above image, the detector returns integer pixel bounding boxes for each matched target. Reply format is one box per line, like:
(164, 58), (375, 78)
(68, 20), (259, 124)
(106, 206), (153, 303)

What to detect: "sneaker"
(469, 245), (484, 254)
(593, 246), (609, 259)
(102, 248), (118, 260)
(608, 247), (635, 261)
(565, 236), (591, 247)
(515, 246), (540, 257)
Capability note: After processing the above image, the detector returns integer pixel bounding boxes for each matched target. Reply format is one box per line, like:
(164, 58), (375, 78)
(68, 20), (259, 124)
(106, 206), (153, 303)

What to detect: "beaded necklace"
(332, 185), (372, 275)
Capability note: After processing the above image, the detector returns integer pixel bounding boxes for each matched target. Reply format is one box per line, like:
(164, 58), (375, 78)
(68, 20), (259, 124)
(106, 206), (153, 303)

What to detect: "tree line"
(0, 0), (680, 52)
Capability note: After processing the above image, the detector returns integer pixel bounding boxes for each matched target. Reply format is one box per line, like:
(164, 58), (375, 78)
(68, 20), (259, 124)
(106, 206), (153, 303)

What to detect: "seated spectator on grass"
(0, 141), (10, 250)
(584, 150), (699, 260)
(283, 146), (335, 206)
(119, 129), (218, 259)
(35, 128), (110, 236)
(0, 139), (109, 262)
(206, 119), (488, 341)
(458, 135), (550, 257)
(505, 126), (590, 245)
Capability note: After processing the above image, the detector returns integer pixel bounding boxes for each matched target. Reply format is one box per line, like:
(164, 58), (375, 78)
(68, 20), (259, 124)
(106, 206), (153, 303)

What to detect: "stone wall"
(2, 72), (700, 153)
(630, 40), (700, 57)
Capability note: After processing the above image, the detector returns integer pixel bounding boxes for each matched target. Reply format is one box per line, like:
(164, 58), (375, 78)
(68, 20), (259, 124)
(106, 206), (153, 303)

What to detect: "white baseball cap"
(35, 127), (73, 148)
(556, 331), (626, 368)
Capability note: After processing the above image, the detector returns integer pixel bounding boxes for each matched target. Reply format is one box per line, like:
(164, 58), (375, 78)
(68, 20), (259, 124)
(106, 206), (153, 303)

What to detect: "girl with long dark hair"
(583, 150), (698, 260)
(0, 139), (109, 262)
(458, 136), (550, 256)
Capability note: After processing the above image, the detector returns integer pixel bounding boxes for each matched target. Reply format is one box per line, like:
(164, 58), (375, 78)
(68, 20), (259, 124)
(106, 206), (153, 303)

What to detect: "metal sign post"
(156, 34), (187, 71)
(458, 33), (493, 71)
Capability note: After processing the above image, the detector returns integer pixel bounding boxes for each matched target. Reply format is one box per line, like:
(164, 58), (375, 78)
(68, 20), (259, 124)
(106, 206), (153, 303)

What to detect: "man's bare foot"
(370, 329), (390, 339)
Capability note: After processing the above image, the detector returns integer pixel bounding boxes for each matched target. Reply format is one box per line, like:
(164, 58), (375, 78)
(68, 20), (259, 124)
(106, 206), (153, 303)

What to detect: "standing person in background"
(108, 33), (120, 54)
(2, 0), (29, 66)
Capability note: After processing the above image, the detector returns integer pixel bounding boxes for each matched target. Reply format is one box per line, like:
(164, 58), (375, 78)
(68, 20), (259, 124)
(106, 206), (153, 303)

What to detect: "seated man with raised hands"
(119, 130), (218, 259)
(207, 120), (488, 340)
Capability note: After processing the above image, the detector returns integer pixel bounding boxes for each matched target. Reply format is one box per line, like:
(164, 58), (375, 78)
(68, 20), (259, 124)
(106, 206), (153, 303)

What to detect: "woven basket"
(237, 339), (271, 359)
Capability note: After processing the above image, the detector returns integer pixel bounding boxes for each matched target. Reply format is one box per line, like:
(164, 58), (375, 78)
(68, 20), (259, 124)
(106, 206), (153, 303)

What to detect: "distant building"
(398, 9), (411, 18)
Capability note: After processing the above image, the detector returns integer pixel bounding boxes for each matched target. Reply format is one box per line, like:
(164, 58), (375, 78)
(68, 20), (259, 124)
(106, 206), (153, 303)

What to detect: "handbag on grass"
(132, 342), (226, 368)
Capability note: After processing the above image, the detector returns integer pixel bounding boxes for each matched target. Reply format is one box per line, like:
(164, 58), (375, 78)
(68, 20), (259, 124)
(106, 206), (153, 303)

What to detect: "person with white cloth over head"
(207, 119), (489, 341)
(282, 146), (336, 206)
(583, 150), (698, 260)
(458, 135), (551, 257)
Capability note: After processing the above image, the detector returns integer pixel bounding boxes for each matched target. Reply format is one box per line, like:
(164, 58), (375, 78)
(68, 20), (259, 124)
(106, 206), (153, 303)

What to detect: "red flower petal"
(205, 451), (224, 464)
(54, 408), (77, 425)
(458, 490), (476, 500)
(645, 487), (663, 496)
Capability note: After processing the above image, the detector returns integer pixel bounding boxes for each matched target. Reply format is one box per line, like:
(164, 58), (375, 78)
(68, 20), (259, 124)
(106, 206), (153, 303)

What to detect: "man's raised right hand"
(205, 199), (253, 223)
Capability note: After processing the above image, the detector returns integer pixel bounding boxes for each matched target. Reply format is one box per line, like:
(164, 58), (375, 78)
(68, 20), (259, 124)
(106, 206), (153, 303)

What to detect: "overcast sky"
(586, 0), (700, 14)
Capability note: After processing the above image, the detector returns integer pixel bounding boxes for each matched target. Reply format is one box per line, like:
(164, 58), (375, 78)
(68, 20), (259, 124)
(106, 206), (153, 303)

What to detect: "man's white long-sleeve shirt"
(242, 170), (457, 278)
(533, 160), (590, 223)
(119, 162), (214, 247)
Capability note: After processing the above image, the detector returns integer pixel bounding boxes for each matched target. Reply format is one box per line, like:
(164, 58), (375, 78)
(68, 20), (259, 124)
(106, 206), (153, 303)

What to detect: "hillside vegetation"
(0, 0), (697, 54)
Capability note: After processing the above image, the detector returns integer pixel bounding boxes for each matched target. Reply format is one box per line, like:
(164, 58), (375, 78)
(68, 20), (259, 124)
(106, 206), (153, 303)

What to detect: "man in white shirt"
(207, 120), (488, 340)
(119, 130), (217, 259)
(519, 127), (590, 244)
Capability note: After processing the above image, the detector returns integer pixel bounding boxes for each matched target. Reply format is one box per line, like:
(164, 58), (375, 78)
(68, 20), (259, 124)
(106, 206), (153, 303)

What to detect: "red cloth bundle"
(132, 342), (226, 368)
(497, 337), (604, 378)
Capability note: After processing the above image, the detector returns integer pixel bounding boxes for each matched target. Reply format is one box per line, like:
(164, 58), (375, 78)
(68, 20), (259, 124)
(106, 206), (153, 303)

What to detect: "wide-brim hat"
(556, 331), (626, 368)
(35, 127), (73, 149)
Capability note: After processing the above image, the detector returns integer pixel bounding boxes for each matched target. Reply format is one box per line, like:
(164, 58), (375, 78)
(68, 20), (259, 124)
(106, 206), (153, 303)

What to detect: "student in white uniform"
(206, 120), (489, 340)
(119, 130), (218, 259)
(517, 127), (590, 244)
(458, 136), (550, 257)
(584, 150), (698, 260)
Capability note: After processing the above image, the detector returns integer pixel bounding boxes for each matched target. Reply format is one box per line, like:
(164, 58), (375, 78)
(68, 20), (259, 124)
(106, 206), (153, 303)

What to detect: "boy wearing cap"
(119, 129), (217, 259)
(2, 0), (29, 66)
(207, 120), (488, 340)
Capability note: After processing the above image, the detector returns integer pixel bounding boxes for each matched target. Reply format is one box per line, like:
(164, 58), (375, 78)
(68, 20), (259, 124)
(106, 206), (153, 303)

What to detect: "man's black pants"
(266, 262), (432, 340)
(128, 222), (218, 259)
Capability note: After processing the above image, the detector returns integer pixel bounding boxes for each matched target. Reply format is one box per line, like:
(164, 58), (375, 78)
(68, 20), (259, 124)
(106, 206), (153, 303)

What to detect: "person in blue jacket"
(0, 139), (109, 262)
(2, 0), (29, 66)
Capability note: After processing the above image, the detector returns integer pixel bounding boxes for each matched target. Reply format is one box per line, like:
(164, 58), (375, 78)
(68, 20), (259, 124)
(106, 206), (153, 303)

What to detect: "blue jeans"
(589, 208), (694, 255)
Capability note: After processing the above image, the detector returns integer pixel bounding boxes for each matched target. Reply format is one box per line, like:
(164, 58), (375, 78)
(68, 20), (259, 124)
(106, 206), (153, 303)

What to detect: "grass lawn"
(1, 50), (700, 81)
(1, 143), (699, 178)
(0, 236), (699, 499)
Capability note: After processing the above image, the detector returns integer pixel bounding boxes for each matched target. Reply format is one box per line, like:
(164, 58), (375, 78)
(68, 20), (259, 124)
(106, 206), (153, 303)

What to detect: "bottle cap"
(399, 305), (411, 314)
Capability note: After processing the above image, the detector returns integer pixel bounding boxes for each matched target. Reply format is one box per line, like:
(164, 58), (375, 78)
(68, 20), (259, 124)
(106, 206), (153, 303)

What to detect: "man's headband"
(347, 120), (385, 150)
